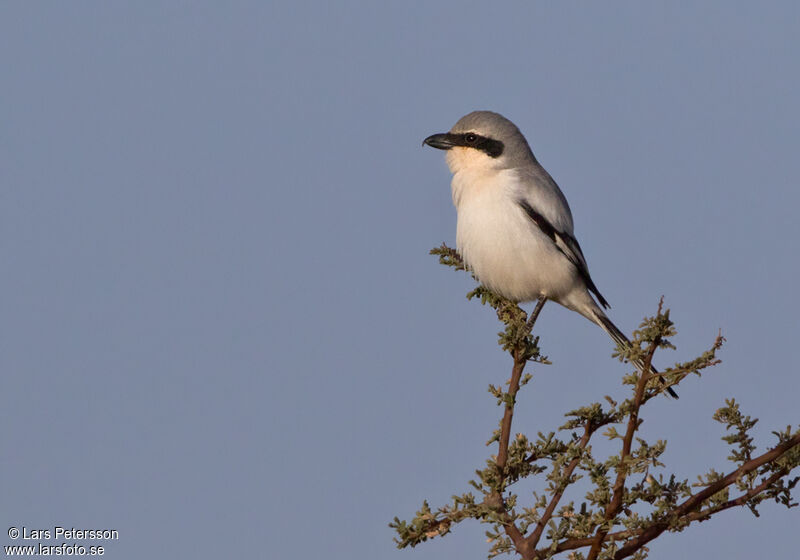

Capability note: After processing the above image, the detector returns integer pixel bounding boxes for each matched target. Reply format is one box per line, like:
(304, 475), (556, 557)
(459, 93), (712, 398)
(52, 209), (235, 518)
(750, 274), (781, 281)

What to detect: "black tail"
(594, 313), (679, 399)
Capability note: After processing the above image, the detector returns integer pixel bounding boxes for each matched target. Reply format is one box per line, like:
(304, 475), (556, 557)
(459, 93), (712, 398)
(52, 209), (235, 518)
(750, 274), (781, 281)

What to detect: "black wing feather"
(518, 199), (610, 309)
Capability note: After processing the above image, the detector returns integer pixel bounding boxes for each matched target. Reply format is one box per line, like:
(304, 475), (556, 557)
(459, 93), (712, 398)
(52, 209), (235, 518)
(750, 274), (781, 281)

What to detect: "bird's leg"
(525, 296), (547, 335)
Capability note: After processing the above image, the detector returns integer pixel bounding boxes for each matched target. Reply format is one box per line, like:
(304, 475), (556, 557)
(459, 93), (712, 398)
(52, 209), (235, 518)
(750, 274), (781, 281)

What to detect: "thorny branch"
(529, 431), (800, 559)
(587, 302), (664, 560)
(390, 244), (800, 560)
(492, 296), (547, 558)
(610, 430), (800, 560)
(527, 424), (594, 549)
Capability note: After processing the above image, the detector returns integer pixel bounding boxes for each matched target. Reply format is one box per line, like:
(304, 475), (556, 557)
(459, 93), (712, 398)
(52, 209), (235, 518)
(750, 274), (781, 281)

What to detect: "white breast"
(451, 169), (581, 303)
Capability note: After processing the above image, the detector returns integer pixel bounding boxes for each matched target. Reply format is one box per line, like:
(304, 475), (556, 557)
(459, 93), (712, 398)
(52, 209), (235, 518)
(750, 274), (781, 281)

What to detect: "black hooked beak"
(422, 133), (459, 150)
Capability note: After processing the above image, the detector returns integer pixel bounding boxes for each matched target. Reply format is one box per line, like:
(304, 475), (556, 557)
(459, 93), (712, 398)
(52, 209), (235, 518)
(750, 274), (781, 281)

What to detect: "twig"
(684, 467), (789, 523)
(496, 298), (547, 471)
(493, 298), (547, 559)
(526, 297), (547, 335)
(530, 434), (798, 559)
(612, 431), (800, 560)
(587, 331), (660, 560)
(534, 530), (636, 558)
(526, 424), (594, 549)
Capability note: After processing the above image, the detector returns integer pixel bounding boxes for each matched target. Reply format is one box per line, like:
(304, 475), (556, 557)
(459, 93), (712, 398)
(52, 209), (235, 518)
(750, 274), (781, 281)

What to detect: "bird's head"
(423, 111), (535, 174)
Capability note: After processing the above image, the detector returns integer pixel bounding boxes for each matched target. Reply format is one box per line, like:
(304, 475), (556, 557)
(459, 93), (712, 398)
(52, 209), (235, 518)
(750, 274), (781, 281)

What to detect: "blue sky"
(2, 2), (798, 559)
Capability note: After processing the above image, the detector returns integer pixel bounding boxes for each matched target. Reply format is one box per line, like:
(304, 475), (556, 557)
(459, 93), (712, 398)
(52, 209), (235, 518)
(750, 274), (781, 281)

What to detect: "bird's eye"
(465, 133), (478, 143)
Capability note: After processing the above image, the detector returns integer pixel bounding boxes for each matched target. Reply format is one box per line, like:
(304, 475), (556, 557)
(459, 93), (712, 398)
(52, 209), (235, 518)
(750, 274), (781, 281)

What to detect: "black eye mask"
(423, 132), (505, 158)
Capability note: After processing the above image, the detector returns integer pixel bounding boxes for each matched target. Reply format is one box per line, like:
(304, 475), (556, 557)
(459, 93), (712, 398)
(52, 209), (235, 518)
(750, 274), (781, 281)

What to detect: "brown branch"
(495, 348), (529, 472)
(684, 467), (789, 523)
(492, 356), (530, 557)
(525, 296), (547, 334)
(491, 297), (546, 560)
(502, 515), (529, 557)
(422, 448), (794, 559)
(535, 470), (779, 558)
(612, 432), (800, 560)
(586, 334), (659, 560)
(534, 529), (636, 558)
(526, 424), (594, 549)
(532, 441), (795, 559)
(496, 297), (547, 471)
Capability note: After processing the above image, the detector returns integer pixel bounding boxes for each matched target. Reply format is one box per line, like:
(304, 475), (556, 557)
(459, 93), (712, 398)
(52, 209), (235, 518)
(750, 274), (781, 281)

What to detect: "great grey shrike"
(423, 110), (676, 398)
